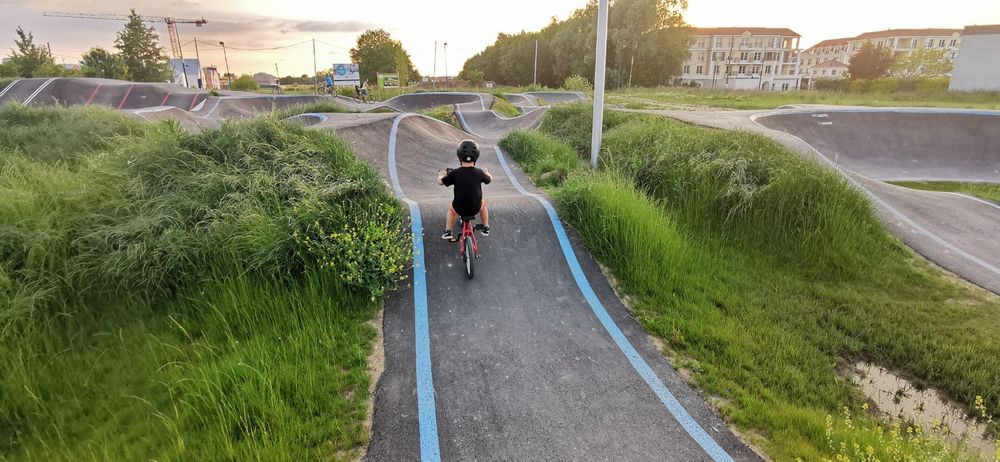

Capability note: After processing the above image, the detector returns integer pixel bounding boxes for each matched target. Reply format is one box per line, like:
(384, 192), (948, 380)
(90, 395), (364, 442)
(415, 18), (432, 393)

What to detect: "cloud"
(292, 20), (372, 33)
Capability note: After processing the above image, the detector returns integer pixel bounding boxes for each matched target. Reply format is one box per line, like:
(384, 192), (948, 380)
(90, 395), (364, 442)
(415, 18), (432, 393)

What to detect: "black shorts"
(452, 200), (482, 218)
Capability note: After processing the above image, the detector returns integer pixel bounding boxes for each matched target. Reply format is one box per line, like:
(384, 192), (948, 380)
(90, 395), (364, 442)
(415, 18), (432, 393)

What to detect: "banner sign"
(378, 73), (399, 88)
(332, 63), (360, 86)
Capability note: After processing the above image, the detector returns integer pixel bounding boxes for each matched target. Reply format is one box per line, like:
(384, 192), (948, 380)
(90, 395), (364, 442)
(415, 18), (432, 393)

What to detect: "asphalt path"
(325, 107), (760, 461)
(623, 107), (1000, 295)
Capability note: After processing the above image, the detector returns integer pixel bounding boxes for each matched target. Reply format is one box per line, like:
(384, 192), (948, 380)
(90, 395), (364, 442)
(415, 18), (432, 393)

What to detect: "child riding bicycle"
(438, 140), (492, 241)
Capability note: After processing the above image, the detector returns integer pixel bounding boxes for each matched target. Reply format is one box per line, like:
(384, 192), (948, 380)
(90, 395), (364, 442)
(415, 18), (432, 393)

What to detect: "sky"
(2, 0), (999, 78)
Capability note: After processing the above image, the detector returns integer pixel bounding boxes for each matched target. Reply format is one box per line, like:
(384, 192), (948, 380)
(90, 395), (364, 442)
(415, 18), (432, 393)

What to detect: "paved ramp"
(757, 110), (1000, 182)
(321, 113), (758, 461)
(633, 107), (1000, 295)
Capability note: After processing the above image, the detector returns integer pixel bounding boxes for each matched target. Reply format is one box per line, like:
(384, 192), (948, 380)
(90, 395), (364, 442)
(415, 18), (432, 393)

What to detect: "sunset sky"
(3, 0), (999, 78)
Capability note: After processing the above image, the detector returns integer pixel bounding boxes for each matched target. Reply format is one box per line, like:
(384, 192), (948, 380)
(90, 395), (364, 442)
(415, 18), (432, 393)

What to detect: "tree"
(457, 0), (689, 88)
(394, 48), (411, 86)
(465, 69), (485, 87)
(80, 47), (129, 79)
(349, 29), (420, 84)
(114, 10), (171, 82)
(7, 26), (62, 78)
(848, 41), (894, 80)
(892, 47), (953, 77)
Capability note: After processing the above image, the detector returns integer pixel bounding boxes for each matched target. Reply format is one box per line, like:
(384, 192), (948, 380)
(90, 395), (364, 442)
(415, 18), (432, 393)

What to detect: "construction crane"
(43, 12), (207, 59)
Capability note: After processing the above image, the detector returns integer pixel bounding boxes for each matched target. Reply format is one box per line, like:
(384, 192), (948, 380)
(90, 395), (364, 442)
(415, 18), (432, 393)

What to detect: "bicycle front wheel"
(464, 237), (475, 279)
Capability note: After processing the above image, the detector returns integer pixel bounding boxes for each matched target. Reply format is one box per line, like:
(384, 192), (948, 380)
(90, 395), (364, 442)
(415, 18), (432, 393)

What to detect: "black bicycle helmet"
(457, 139), (480, 163)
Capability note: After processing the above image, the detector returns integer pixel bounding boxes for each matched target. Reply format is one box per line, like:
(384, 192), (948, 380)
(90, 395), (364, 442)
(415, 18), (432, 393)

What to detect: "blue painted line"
(494, 146), (736, 462)
(389, 114), (441, 461)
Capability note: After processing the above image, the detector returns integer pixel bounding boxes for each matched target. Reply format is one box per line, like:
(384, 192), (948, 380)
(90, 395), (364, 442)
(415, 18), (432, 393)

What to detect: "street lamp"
(443, 42), (448, 90)
(219, 41), (231, 89)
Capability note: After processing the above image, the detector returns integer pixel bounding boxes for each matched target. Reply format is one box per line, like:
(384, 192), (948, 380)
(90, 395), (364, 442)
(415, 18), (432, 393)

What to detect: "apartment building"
(801, 28), (962, 79)
(950, 25), (1000, 91)
(681, 27), (802, 91)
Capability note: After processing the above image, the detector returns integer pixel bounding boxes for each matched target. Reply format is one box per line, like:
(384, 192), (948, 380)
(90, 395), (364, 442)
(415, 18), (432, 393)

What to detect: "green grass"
(891, 181), (1000, 204)
(418, 105), (459, 128)
(611, 87), (1000, 110)
(271, 101), (352, 119)
(1, 105), (410, 459)
(490, 94), (521, 118)
(500, 104), (1000, 461)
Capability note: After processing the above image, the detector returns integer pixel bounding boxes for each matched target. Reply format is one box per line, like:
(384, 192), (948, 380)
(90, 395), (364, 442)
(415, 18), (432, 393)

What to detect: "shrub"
(563, 75), (592, 92)
(230, 74), (260, 92)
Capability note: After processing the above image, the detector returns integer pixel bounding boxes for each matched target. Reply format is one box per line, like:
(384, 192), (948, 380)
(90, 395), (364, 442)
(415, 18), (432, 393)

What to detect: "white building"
(949, 25), (1000, 91)
(682, 27), (802, 91)
(801, 29), (962, 78)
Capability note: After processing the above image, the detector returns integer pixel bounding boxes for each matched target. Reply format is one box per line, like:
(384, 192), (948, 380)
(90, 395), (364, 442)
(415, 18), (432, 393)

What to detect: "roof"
(812, 59), (849, 69)
(807, 38), (851, 50)
(690, 27), (800, 37)
(963, 24), (1000, 36)
(854, 28), (962, 40)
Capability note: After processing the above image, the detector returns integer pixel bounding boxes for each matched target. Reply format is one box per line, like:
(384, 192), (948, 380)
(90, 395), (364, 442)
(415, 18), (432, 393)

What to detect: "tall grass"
(490, 95), (521, 118)
(1, 105), (409, 459)
(502, 104), (1000, 460)
(418, 105), (459, 127)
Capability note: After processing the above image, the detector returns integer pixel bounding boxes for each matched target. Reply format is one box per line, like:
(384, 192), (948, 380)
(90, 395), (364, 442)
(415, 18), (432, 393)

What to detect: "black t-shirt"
(442, 166), (491, 216)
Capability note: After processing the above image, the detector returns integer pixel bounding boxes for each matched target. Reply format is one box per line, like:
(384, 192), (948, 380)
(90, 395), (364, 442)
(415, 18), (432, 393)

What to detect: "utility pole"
(274, 63), (280, 94)
(533, 39), (538, 85)
(219, 41), (231, 89)
(628, 55), (634, 87)
(312, 39), (318, 94)
(193, 37), (202, 89)
(433, 41), (437, 89)
(590, 0), (609, 169)
(178, 35), (189, 88)
(443, 42), (448, 90)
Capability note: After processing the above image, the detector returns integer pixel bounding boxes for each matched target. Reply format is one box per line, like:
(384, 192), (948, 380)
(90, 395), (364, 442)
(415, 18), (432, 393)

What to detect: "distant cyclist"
(324, 73), (334, 94)
(359, 79), (370, 102)
(438, 140), (492, 241)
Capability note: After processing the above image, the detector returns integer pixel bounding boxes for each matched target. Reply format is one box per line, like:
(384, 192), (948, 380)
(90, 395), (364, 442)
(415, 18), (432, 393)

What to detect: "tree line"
(1, 10), (172, 82)
(458, 0), (692, 88)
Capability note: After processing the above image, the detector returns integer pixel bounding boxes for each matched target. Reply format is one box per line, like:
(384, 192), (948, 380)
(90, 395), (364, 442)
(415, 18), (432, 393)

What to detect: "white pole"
(533, 39), (538, 85)
(433, 41), (437, 89)
(590, 0), (609, 169)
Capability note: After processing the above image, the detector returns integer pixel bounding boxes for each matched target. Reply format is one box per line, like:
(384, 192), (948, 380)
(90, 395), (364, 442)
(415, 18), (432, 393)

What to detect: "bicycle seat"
(460, 215), (476, 222)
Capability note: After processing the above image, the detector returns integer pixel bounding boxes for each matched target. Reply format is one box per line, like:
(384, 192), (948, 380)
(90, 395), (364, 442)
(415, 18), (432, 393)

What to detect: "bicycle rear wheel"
(464, 237), (475, 279)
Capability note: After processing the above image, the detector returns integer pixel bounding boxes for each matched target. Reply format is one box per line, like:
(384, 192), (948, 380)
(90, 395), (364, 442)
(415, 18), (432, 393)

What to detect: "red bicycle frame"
(459, 217), (480, 259)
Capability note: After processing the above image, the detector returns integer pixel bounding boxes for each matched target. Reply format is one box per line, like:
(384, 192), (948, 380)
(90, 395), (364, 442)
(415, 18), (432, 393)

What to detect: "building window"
(822, 70), (828, 75)
(696, 65), (703, 74)
(739, 52), (749, 60)
(939, 39), (946, 47)
(715, 38), (724, 48)
(753, 52), (762, 60)
(739, 65), (747, 74)
(782, 83), (790, 90)
(683, 65), (690, 74)
(927, 38), (934, 47)
(712, 51), (726, 61)
(713, 65), (720, 75)
(765, 65), (772, 74)
(949, 39), (957, 47)
(831, 69), (838, 75)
